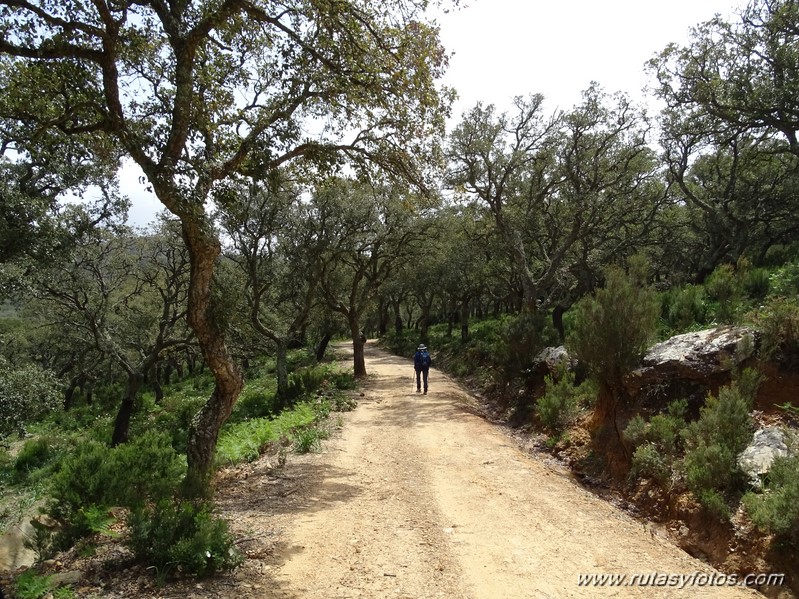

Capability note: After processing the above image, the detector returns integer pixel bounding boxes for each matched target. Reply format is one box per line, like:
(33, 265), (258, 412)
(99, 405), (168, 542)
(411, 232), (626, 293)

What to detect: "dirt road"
(216, 342), (765, 599)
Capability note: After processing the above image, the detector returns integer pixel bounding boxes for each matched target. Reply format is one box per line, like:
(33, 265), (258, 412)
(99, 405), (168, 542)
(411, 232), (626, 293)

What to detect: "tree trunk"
(181, 224), (244, 497)
(111, 373), (143, 447)
(163, 361), (173, 385)
(63, 373), (84, 411)
(460, 299), (470, 343)
(349, 317), (367, 378)
(316, 332), (333, 362)
(274, 338), (289, 407)
(378, 299), (389, 336)
(590, 380), (632, 478)
(151, 364), (164, 404)
(392, 298), (403, 335)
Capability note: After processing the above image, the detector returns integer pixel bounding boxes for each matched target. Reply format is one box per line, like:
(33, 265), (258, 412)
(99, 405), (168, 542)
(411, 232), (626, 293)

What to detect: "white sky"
(435, 0), (742, 118)
(124, 0), (743, 227)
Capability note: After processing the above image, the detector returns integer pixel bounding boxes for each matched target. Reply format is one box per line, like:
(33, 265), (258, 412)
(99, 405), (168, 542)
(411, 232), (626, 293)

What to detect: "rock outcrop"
(532, 346), (571, 377)
(738, 427), (792, 488)
(625, 326), (757, 394)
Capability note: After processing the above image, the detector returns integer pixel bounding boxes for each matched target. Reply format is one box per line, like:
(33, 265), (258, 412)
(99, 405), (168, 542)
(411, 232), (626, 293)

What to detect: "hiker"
(413, 344), (432, 394)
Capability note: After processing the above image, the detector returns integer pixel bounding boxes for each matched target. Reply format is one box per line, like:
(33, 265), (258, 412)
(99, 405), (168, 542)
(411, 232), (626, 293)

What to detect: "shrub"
(151, 392), (207, 454)
(769, 260), (799, 297)
(49, 430), (183, 543)
(536, 365), (595, 433)
(626, 400), (687, 450)
(695, 488), (731, 521)
(623, 415), (648, 447)
(127, 499), (242, 579)
(664, 285), (709, 331)
(500, 312), (558, 381)
(625, 400), (687, 486)
(763, 244), (799, 267)
(0, 358), (62, 439)
(630, 444), (671, 485)
(743, 455), (799, 546)
(14, 437), (57, 476)
(681, 374), (757, 517)
(647, 399), (688, 455)
(568, 265), (659, 387)
(748, 297), (799, 360)
(742, 267), (770, 299)
(13, 570), (53, 599)
(704, 264), (741, 324)
(215, 402), (316, 466)
(330, 370), (357, 390)
(292, 427), (322, 454)
(230, 385), (276, 422)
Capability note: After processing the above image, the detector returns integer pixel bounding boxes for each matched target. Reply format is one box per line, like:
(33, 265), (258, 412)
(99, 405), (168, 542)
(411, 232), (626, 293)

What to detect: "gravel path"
(238, 342), (762, 599)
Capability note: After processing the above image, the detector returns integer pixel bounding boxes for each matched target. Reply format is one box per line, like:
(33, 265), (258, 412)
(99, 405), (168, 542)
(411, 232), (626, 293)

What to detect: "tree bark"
(181, 223), (244, 497)
(151, 364), (164, 404)
(316, 332), (333, 362)
(111, 373), (143, 446)
(63, 373), (85, 411)
(590, 380), (632, 478)
(348, 317), (367, 378)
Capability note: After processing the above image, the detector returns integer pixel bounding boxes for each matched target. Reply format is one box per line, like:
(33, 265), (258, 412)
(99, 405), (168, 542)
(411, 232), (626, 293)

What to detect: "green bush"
(681, 374), (757, 517)
(695, 488), (731, 521)
(762, 244), (799, 267)
(769, 260), (799, 297)
(49, 430), (183, 543)
(623, 415), (648, 447)
(704, 264), (742, 324)
(500, 312), (558, 381)
(330, 370), (357, 390)
(629, 443), (671, 485)
(0, 358), (62, 439)
(744, 455), (799, 546)
(215, 402), (316, 466)
(748, 296), (799, 360)
(292, 427), (322, 454)
(150, 392), (208, 455)
(128, 499), (242, 579)
(626, 400), (687, 451)
(13, 570), (53, 599)
(14, 437), (58, 475)
(568, 265), (659, 386)
(230, 385), (276, 422)
(624, 400), (687, 486)
(742, 267), (771, 299)
(536, 365), (595, 433)
(663, 285), (709, 331)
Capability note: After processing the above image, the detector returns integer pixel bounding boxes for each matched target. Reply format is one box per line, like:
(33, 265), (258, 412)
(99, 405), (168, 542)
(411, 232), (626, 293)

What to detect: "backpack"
(415, 349), (431, 369)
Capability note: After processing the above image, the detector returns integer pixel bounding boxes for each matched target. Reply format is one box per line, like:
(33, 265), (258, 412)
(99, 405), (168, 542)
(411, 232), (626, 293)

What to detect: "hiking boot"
(423, 389), (428, 394)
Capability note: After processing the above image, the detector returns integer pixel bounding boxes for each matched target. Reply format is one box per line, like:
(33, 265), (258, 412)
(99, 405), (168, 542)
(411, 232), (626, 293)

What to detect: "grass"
(215, 402), (317, 466)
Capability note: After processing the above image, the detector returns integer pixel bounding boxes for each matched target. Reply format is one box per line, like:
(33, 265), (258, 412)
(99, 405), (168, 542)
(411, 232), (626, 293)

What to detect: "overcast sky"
(435, 0), (742, 118)
(124, 0), (743, 227)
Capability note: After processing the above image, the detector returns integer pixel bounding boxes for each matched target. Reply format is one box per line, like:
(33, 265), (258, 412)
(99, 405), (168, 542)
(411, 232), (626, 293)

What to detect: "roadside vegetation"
(381, 253), (799, 583)
(0, 351), (356, 590)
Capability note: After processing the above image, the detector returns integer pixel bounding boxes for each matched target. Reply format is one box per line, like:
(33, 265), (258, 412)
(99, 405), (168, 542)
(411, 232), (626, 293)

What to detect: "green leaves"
(0, 357), (62, 438)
